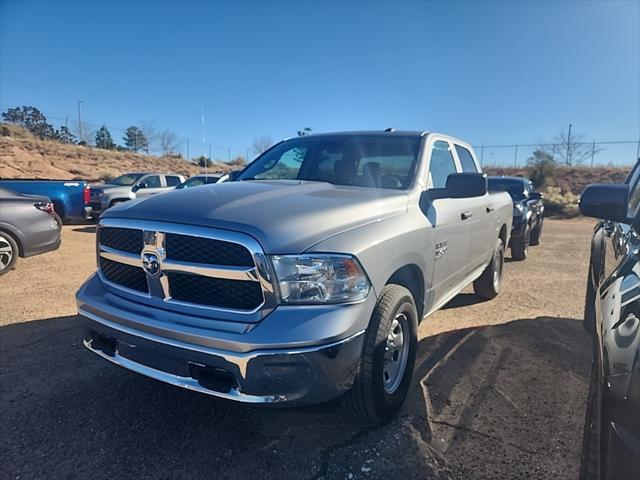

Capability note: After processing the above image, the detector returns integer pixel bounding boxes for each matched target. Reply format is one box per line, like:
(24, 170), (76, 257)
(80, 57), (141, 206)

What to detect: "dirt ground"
(0, 219), (594, 479)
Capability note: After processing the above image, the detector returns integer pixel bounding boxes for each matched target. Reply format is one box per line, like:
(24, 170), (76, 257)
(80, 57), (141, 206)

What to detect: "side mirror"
(579, 184), (630, 223)
(136, 182), (148, 190)
(228, 170), (242, 181)
(445, 173), (487, 198)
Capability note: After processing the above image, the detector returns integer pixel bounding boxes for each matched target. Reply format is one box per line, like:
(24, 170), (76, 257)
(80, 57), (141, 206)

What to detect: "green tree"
(55, 126), (76, 144)
(95, 125), (116, 150)
(2, 106), (56, 139)
(194, 155), (213, 168)
(123, 126), (148, 153)
(527, 149), (556, 188)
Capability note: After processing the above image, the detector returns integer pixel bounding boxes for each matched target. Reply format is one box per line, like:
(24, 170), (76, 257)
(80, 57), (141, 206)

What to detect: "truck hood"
(104, 180), (409, 253)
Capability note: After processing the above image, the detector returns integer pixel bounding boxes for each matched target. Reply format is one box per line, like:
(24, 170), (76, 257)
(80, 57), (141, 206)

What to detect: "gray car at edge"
(76, 131), (512, 423)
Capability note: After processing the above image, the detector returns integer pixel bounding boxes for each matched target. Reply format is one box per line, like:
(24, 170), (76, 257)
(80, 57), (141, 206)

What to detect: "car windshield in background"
(107, 174), (143, 186)
(178, 176), (219, 189)
(237, 135), (422, 190)
(488, 179), (526, 200)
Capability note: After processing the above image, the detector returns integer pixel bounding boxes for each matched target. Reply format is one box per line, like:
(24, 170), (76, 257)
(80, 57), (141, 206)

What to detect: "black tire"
(511, 225), (530, 260)
(530, 218), (543, 246)
(580, 355), (601, 480)
(473, 237), (505, 300)
(0, 231), (19, 276)
(346, 284), (418, 425)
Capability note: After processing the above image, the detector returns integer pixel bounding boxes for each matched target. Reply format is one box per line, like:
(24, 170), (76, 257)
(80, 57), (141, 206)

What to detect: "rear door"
(453, 143), (493, 270)
(423, 138), (471, 306)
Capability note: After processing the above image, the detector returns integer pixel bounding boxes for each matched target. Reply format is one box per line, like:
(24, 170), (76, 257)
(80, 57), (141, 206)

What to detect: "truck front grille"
(96, 221), (272, 315)
(99, 227), (143, 254)
(100, 257), (149, 293)
(167, 272), (263, 310)
(165, 233), (254, 266)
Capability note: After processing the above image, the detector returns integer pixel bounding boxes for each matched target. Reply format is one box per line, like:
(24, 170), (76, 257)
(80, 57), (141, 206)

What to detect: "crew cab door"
(452, 143), (494, 270)
(422, 139), (471, 306)
(134, 175), (163, 197)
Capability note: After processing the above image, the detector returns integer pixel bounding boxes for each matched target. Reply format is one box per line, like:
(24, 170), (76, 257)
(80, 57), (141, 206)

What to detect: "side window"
(142, 175), (161, 188)
(165, 175), (181, 187)
(454, 145), (478, 173)
(254, 147), (307, 180)
(429, 141), (457, 188)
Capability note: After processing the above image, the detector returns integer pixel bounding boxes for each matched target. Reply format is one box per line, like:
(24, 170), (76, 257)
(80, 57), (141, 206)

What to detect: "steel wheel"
(492, 243), (504, 291)
(383, 312), (410, 394)
(0, 233), (16, 274)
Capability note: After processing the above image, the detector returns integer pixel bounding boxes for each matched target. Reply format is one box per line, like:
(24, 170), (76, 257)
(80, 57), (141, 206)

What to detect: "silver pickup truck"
(86, 172), (185, 219)
(77, 131), (512, 423)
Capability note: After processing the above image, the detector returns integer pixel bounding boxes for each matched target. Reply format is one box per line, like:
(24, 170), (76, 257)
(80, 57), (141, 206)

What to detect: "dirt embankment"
(0, 124), (232, 181)
(485, 165), (630, 195)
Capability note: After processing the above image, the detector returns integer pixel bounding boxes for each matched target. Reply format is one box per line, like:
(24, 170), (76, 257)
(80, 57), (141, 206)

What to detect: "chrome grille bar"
(95, 218), (276, 317)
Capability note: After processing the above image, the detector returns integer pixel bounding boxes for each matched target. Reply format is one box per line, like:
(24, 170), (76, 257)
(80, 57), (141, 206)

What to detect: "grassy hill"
(0, 124), (232, 181)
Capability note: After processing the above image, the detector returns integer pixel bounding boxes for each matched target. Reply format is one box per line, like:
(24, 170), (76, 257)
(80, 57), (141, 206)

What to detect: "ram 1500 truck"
(77, 131), (512, 423)
(86, 172), (185, 219)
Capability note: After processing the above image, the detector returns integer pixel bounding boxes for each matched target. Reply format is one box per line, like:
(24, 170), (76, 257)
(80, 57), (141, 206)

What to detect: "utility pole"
(590, 140), (595, 168)
(514, 144), (519, 167)
(480, 145), (484, 166)
(77, 100), (84, 143)
(186, 139), (190, 160)
(566, 123), (573, 166)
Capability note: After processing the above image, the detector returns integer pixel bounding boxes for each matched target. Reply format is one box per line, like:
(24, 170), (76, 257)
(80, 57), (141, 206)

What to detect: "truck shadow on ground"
(0, 315), (591, 480)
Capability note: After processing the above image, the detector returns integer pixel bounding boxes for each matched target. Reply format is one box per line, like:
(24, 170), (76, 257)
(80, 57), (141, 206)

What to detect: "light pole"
(77, 100), (84, 143)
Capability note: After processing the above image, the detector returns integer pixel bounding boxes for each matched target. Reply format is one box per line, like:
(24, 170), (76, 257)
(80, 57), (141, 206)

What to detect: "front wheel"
(474, 237), (505, 300)
(346, 284), (418, 425)
(511, 225), (530, 260)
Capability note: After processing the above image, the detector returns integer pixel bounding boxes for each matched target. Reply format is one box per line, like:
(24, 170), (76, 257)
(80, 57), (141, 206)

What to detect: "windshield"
(488, 178), (526, 200)
(237, 135), (422, 190)
(107, 173), (144, 186)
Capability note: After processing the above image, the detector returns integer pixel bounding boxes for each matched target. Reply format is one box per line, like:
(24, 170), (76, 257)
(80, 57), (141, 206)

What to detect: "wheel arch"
(386, 264), (425, 321)
(0, 224), (24, 257)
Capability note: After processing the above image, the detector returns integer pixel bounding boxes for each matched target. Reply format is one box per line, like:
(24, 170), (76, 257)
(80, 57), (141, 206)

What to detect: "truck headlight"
(270, 254), (370, 304)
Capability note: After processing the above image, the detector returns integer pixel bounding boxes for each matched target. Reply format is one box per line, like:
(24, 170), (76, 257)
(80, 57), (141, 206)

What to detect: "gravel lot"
(0, 219), (594, 479)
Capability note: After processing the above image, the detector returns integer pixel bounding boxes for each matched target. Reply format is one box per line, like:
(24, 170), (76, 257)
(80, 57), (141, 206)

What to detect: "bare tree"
(74, 120), (95, 145)
(158, 130), (182, 156)
(139, 120), (156, 154)
(251, 136), (274, 155)
(540, 128), (603, 166)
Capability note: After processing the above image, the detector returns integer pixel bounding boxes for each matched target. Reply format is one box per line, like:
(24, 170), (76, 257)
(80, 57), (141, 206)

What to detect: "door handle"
(461, 210), (473, 220)
(486, 205), (495, 213)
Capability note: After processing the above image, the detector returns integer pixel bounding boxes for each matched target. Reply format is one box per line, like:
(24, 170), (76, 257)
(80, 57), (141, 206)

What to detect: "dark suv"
(488, 176), (544, 260)
(579, 160), (640, 480)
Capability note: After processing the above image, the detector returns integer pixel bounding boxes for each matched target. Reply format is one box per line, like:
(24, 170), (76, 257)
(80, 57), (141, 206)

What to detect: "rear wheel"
(347, 284), (417, 425)
(473, 237), (505, 300)
(511, 225), (530, 260)
(0, 232), (18, 275)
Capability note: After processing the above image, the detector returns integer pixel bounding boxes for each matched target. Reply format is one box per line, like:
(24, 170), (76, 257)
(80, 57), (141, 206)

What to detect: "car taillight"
(34, 202), (55, 215)
(83, 185), (90, 204)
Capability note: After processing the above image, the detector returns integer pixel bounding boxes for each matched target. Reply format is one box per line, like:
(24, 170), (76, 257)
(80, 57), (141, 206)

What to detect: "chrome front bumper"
(77, 274), (372, 405)
(81, 313), (364, 404)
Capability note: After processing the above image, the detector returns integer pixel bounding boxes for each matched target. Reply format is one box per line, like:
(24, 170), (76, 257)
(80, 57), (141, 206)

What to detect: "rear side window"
(165, 175), (181, 187)
(429, 141), (457, 188)
(143, 175), (161, 188)
(455, 145), (478, 173)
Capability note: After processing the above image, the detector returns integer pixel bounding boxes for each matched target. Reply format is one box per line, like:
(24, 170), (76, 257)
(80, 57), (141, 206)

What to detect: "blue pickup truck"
(0, 179), (90, 223)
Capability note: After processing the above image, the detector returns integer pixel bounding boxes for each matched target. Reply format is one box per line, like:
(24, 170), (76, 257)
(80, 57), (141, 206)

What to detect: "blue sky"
(1, 0), (638, 164)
